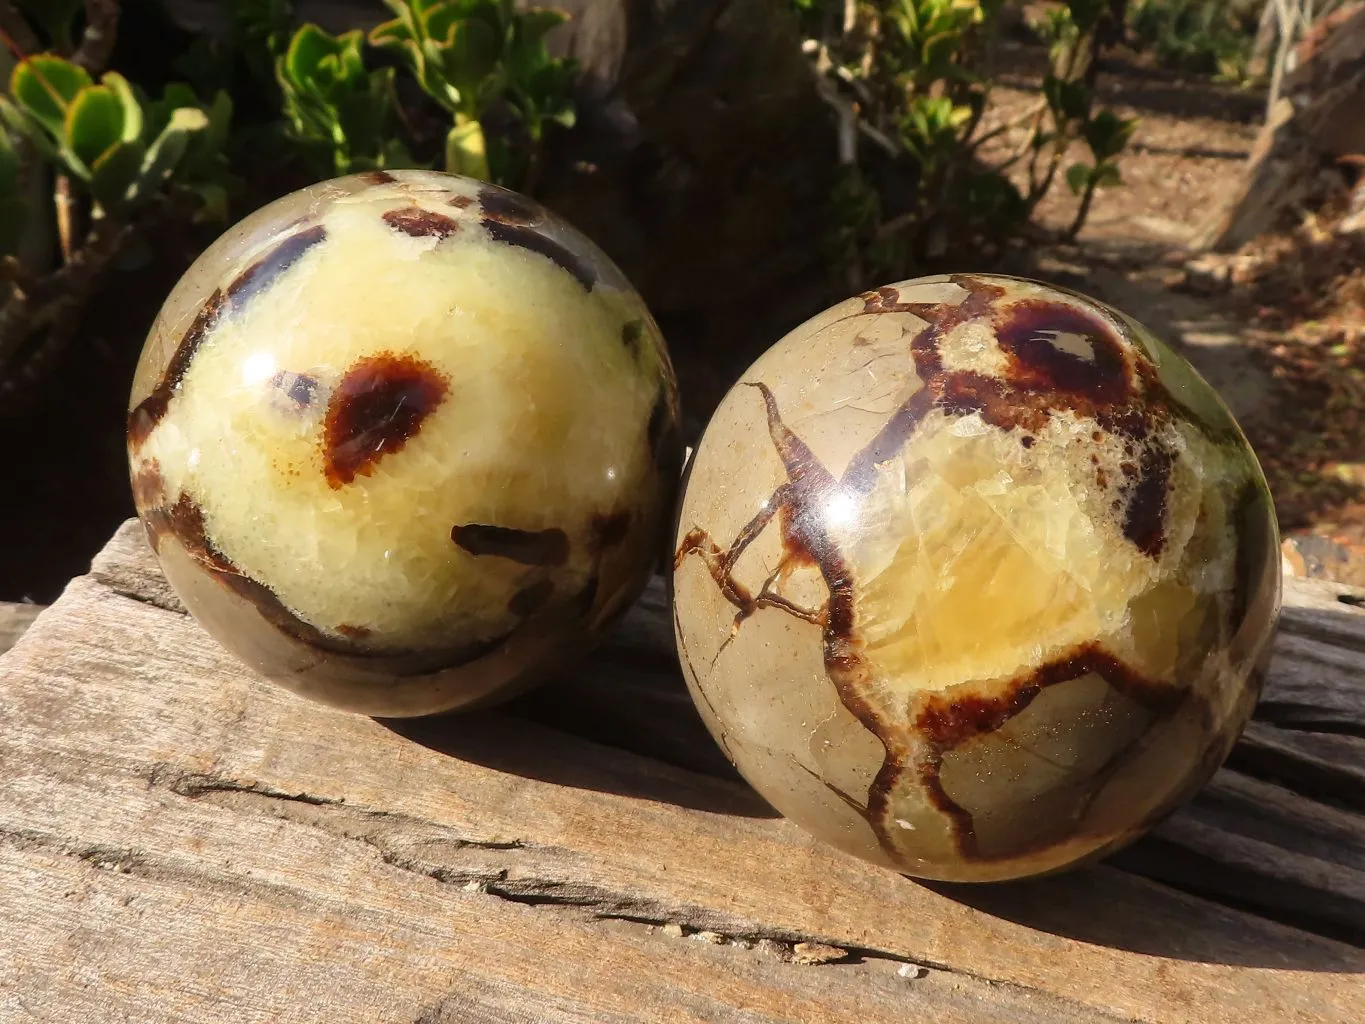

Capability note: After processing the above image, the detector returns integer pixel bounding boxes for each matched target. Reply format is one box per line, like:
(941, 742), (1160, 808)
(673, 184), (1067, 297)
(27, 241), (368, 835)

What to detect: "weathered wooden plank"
(1232, 722), (1365, 812)
(1114, 769), (1365, 943)
(0, 773), (1106, 1024)
(3, 555), (1364, 1024)
(78, 519), (1365, 943)
(1278, 577), (1365, 654)
(1258, 632), (1365, 734)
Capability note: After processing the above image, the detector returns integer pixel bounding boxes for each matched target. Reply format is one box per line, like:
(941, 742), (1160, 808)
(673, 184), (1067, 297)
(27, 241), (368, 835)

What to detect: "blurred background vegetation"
(1, 0), (1363, 600)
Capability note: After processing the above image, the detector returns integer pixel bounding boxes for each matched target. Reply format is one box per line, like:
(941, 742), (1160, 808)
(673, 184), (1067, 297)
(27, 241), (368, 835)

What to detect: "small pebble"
(792, 941), (847, 965)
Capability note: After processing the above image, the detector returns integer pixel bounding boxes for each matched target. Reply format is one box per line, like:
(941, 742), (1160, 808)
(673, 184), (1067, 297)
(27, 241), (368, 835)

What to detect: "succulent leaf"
(10, 56), (92, 140)
(1065, 161), (1092, 195)
(132, 107), (209, 202)
(64, 84), (125, 172)
(90, 139), (146, 212)
(101, 72), (144, 144)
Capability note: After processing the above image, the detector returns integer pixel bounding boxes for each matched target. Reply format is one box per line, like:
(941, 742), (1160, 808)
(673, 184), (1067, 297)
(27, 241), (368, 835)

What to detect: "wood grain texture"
(2, 520), (1364, 1024)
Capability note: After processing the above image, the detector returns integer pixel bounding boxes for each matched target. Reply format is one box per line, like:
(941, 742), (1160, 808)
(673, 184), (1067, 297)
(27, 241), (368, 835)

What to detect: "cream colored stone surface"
(128, 171), (679, 716)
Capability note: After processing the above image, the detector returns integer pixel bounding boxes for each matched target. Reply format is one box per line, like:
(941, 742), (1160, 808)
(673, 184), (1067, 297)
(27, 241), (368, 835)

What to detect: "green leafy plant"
(1126, 0), (1259, 82)
(172, 0), (296, 110)
(1, 55), (230, 218)
(276, 23), (411, 175)
(1064, 108), (1137, 237)
(368, 0), (577, 186)
(796, 0), (1134, 283)
(0, 1), (234, 415)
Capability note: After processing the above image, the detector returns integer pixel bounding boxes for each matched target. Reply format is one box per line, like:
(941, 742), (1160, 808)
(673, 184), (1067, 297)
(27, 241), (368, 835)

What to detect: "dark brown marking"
(362, 170), (396, 184)
(270, 370), (319, 409)
(226, 225), (327, 310)
(477, 184), (539, 225)
(452, 524), (569, 566)
(508, 578), (555, 617)
(337, 623), (372, 639)
(130, 459), (166, 511)
(674, 369), (1193, 866)
(142, 492), (519, 671)
(916, 644), (1185, 753)
(1019, 435), (1035, 449)
(589, 510), (632, 553)
(621, 319), (644, 356)
(482, 220), (595, 291)
(127, 289), (227, 450)
(853, 274), (1182, 560)
(448, 194), (475, 209)
(993, 299), (1130, 405)
(646, 383), (683, 481)
(382, 206), (459, 239)
(323, 353), (449, 488)
(911, 642), (1186, 858)
(1122, 445), (1174, 558)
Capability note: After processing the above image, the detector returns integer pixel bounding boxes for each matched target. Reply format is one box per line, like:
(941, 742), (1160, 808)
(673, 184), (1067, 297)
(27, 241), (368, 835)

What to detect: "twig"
(0, 193), (183, 416)
(53, 174), (76, 264)
(72, 0), (119, 73)
(875, 210), (917, 240)
(973, 97), (1049, 157)
(840, 0), (861, 292)
(813, 77), (898, 157)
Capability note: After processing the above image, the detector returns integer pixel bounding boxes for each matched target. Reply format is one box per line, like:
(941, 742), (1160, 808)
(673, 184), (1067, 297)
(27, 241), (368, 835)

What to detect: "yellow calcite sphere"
(671, 273), (1280, 882)
(128, 170), (680, 717)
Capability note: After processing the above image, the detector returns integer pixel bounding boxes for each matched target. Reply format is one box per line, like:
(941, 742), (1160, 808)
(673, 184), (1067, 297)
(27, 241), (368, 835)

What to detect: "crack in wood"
(130, 764), (1075, 980)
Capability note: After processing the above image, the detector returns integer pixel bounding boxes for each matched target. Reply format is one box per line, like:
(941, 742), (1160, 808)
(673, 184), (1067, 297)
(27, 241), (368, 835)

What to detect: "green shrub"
(798, 0), (1137, 283)
(276, 24), (411, 176)
(264, 1), (577, 188)
(0, 56), (231, 221)
(0, 2), (233, 413)
(1126, 0), (1259, 82)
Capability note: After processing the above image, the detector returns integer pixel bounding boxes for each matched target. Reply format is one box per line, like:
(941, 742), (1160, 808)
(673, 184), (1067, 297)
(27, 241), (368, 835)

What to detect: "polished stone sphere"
(670, 273), (1280, 882)
(128, 170), (680, 717)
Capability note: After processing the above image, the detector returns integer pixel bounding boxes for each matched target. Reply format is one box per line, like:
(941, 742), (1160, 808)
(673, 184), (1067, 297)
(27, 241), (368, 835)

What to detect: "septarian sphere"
(671, 273), (1280, 882)
(128, 170), (681, 717)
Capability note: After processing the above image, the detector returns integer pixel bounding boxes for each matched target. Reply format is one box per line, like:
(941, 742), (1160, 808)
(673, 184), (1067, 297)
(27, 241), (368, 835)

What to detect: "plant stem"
(72, 0), (120, 73)
(1065, 180), (1098, 240)
(53, 173), (76, 264)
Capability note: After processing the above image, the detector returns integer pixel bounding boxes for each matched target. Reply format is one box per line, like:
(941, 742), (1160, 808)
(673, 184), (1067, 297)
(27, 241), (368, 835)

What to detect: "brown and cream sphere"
(128, 170), (680, 717)
(671, 273), (1279, 882)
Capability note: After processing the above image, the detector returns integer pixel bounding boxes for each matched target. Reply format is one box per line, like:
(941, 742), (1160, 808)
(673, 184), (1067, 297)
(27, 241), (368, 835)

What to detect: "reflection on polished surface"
(128, 170), (680, 717)
(672, 272), (1280, 882)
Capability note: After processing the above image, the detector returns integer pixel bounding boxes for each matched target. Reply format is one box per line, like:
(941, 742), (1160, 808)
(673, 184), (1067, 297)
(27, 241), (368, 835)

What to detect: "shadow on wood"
(382, 711), (775, 820)
(926, 866), (1365, 972)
